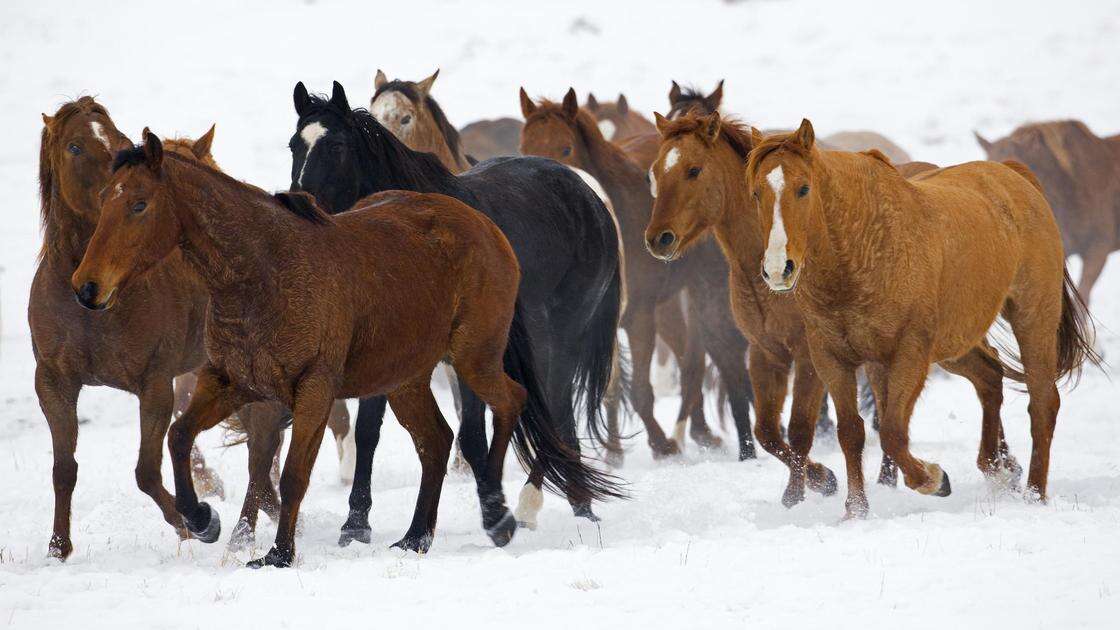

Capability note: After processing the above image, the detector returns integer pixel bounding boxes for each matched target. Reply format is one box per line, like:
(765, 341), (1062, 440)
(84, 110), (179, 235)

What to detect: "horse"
(585, 92), (655, 142)
(290, 81), (624, 536)
(371, 69), (473, 172)
(459, 118), (523, 160)
(73, 130), (622, 567)
(644, 112), (842, 506)
(746, 119), (1098, 517)
(520, 87), (758, 461)
(976, 121), (1120, 305)
(31, 97), (222, 560)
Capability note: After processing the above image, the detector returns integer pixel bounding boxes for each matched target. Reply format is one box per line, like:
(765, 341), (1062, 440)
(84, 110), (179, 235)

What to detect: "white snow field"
(1, 0), (1119, 627)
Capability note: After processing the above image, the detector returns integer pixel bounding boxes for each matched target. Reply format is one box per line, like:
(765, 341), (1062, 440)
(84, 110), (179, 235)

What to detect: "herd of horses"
(32, 70), (1111, 568)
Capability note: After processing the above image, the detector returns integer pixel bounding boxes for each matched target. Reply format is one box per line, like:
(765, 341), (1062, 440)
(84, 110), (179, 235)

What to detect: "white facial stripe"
(648, 167), (658, 198)
(90, 121), (111, 151)
(112, 183), (123, 198)
(597, 119), (617, 140)
(763, 165), (789, 281)
(663, 147), (680, 174)
(297, 122), (327, 187)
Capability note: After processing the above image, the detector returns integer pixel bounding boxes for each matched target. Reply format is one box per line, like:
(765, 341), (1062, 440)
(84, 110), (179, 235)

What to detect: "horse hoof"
(738, 443), (757, 461)
(843, 497), (870, 520)
(604, 449), (625, 469)
(933, 470), (952, 497)
(184, 502), (221, 544)
(485, 510), (517, 547)
(338, 526), (372, 547)
(571, 503), (601, 522)
(690, 429), (724, 450)
(246, 546), (292, 569)
(227, 518), (254, 552)
(651, 439), (681, 460)
(782, 485), (806, 508)
(47, 535), (72, 561)
(390, 532), (433, 554)
(808, 465), (838, 496)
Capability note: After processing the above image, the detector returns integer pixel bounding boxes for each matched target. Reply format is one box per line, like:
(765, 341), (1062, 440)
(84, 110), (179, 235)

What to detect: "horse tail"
(574, 261), (626, 454)
(504, 301), (627, 504)
(1055, 269), (1102, 384)
(1002, 160), (1045, 194)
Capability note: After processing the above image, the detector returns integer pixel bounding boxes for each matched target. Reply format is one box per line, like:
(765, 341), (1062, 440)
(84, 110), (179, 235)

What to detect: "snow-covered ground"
(1, 0), (1119, 627)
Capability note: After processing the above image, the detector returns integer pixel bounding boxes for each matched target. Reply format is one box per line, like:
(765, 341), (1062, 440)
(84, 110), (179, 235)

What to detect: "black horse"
(289, 81), (624, 544)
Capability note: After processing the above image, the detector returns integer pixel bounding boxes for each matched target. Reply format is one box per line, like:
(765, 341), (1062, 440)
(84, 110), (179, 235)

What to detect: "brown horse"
(520, 88), (757, 460)
(73, 131), (620, 567)
(371, 69), (473, 172)
(585, 92), (655, 142)
(976, 121), (1120, 304)
(459, 117), (523, 160)
(746, 120), (1097, 517)
(31, 98), (224, 560)
(644, 113), (841, 506)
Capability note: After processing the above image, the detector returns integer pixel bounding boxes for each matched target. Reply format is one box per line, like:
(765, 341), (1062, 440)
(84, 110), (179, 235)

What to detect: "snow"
(2, 0), (1119, 627)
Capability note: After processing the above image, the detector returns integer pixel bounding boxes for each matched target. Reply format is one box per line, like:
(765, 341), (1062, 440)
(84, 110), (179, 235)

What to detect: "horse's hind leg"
(174, 372), (225, 500)
(36, 365), (81, 560)
(622, 304), (679, 457)
(135, 379), (189, 535)
(939, 344), (1022, 488)
(386, 381), (453, 553)
(325, 399), (355, 483)
(339, 396), (387, 547)
(229, 403), (285, 552)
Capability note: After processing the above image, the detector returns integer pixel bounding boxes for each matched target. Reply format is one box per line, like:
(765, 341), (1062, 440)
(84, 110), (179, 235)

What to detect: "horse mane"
(667, 85), (713, 118)
(112, 146), (146, 172)
(373, 81), (464, 162)
(274, 191), (334, 225)
(300, 92), (455, 193)
(745, 130), (811, 179)
(659, 114), (756, 162)
(39, 97), (111, 261)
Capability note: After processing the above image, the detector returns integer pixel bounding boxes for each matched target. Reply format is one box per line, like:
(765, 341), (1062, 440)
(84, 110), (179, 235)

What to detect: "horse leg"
(248, 375), (335, 569)
(174, 372), (225, 500)
(1074, 244), (1109, 306)
(339, 396), (387, 546)
(324, 399), (354, 484)
(939, 344), (1022, 489)
(443, 365), (471, 474)
(662, 296), (715, 450)
(229, 403), (285, 552)
(699, 304), (755, 460)
(386, 382), (454, 553)
(876, 345), (949, 498)
(36, 365), (80, 560)
(602, 349), (625, 468)
(748, 346), (798, 495)
(168, 367), (247, 544)
(809, 348), (868, 518)
(864, 365), (897, 487)
(135, 379), (188, 536)
(787, 351), (836, 504)
(622, 305), (679, 457)
(1004, 298), (1062, 501)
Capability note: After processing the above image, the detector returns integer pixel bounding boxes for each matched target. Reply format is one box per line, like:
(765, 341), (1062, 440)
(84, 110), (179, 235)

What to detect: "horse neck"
(416, 112), (468, 173)
(40, 181), (96, 270)
(578, 124), (647, 231)
(710, 143), (765, 277)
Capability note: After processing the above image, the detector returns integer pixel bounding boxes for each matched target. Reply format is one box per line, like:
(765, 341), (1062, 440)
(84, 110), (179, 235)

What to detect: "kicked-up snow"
(1, 0), (1118, 627)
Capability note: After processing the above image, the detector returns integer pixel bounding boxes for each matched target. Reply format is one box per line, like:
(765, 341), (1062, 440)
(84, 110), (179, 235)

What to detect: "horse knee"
(134, 464), (162, 495)
(836, 417), (866, 450)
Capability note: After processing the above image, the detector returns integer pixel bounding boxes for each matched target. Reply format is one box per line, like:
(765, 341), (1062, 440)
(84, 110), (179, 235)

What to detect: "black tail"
(574, 263), (626, 453)
(504, 302), (627, 504)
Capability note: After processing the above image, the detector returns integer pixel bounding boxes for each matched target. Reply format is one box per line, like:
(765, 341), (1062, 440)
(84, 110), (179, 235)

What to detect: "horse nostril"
(761, 269), (770, 280)
(75, 281), (99, 308)
(658, 231), (676, 248)
(783, 259), (795, 279)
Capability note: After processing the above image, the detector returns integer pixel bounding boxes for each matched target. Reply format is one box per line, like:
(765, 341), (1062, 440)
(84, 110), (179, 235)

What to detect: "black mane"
(373, 80), (464, 160)
(668, 85), (711, 119)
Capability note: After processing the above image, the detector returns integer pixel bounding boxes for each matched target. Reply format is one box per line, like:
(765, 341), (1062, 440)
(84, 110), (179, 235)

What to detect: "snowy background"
(1, 0), (1119, 627)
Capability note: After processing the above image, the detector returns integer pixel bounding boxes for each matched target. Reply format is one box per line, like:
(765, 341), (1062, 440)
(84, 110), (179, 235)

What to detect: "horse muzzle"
(73, 281), (118, 311)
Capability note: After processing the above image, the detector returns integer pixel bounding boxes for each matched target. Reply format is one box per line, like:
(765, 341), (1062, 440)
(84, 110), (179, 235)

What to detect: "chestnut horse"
(73, 131), (621, 567)
(31, 99), (224, 560)
(747, 120), (1097, 517)
(371, 69), (473, 172)
(520, 88), (757, 461)
(645, 113), (840, 506)
(976, 121), (1120, 304)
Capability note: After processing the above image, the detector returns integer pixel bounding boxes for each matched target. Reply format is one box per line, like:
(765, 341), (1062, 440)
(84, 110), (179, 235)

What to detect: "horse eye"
(67, 143), (82, 156)
(797, 185), (810, 198)
(687, 166), (702, 179)
(131, 201), (147, 214)
(401, 114), (412, 125)
(562, 146), (572, 157)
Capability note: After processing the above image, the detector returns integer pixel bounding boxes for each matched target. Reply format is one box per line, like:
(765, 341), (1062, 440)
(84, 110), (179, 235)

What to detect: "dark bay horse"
(747, 120), (1097, 516)
(290, 81), (624, 536)
(520, 87), (757, 462)
(73, 131), (621, 567)
(32, 98), (227, 560)
(976, 121), (1120, 304)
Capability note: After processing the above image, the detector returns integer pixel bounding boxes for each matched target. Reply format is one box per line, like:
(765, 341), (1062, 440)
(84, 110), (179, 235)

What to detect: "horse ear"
(41, 113), (54, 129)
(794, 118), (815, 150)
(374, 69), (388, 90)
(586, 93), (599, 111)
(617, 93), (629, 116)
(141, 127), (163, 172)
(417, 69), (439, 96)
(751, 126), (765, 147)
(974, 131), (993, 153)
(519, 87), (536, 118)
(706, 80), (724, 111)
(669, 80), (682, 104)
(330, 81), (350, 111)
(192, 124), (216, 160)
(703, 112), (721, 143)
(562, 88), (579, 118)
(293, 82), (311, 117)
(654, 112), (670, 136)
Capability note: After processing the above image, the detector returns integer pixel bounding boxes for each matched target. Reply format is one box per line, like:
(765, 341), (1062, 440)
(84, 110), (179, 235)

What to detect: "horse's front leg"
(35, 364), (81, 560)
